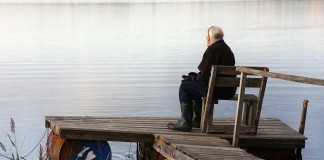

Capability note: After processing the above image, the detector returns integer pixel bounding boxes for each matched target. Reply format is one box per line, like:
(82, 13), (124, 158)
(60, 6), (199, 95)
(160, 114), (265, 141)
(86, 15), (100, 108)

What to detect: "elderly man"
(167, 26), (236, 132)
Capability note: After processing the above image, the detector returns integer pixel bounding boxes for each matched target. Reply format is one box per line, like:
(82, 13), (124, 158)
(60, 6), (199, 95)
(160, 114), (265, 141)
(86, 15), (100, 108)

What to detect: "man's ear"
(206, 36), (211, 46)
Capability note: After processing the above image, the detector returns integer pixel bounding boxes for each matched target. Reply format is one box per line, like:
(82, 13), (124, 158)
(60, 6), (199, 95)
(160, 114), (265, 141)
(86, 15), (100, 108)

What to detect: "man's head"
(206, 26), (224, 46)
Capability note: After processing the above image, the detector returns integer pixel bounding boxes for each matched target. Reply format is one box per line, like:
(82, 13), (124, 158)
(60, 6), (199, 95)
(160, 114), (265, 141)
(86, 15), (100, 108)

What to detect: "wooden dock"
(45, 116), (306, 160)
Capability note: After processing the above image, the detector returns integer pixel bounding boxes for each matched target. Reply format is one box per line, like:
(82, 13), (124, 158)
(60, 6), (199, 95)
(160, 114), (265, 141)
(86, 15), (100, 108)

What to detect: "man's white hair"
(207, 26), (224, 42)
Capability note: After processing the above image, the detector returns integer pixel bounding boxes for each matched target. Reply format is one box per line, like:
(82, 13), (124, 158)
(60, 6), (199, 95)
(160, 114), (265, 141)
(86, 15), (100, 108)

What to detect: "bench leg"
(242, 100), (258, 127)
(207, 104), (214, 128)
(243, 100), (252, 126)
(250, 101), (257, 127)
(200, 97), (206, 130)
(200, 97), (215, 133)
(242, 101), (248, 125)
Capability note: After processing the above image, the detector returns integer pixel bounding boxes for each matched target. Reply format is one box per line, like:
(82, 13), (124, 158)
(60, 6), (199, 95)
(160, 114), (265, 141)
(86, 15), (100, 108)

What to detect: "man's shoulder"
(208, 40), (230, 50)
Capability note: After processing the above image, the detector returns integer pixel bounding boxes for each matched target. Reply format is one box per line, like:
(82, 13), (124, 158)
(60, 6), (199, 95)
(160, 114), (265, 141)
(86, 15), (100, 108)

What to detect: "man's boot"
(192, 100), (202, 128)
(167, 102), (193, 132)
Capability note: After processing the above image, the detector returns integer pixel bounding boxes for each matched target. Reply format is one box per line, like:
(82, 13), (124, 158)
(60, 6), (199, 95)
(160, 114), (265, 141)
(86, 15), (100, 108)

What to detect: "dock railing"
(232, 66), (324, 147)
(236, 66), (324, 86)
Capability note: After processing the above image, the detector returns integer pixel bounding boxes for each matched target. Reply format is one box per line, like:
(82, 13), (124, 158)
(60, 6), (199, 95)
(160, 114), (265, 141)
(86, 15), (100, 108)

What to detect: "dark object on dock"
(45, 116), (306, 160)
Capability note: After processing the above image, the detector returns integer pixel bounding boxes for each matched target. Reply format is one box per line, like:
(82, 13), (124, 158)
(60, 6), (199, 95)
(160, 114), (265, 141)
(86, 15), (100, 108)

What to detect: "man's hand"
(182, 75), (191, 81)
(182, 72), (197, 81)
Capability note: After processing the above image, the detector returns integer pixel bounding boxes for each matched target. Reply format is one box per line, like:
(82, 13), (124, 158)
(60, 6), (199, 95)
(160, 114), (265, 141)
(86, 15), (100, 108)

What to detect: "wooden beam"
(254, 69), (268, 134)
(236, 67), (324, 86)
(214, 77), (262, 87)
(214, 65), (269, 75)
(201, 66), (217, 133)
(233, 72), (247, 147)
(298, 100), (309, 135)
(59, 129), (155, 143)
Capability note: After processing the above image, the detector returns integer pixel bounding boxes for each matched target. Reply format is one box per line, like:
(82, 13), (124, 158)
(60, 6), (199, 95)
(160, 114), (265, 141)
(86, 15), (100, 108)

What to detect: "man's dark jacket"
(196, 40), (236, 100)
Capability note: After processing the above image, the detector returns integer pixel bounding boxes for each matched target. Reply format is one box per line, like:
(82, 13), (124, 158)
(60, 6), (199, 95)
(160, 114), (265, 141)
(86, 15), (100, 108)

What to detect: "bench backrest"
(213, 66), (268, 87)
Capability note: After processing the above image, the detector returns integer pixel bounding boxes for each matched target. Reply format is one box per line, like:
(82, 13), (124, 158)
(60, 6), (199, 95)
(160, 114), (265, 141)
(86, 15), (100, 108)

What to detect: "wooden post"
(254, 68), (268, 135)
(233, 72), (247, 147)
(296, 100), (309, 158)
(299, 100), (309, 135)
(200, 97), (206, 129)
(201, 66), (217, 133)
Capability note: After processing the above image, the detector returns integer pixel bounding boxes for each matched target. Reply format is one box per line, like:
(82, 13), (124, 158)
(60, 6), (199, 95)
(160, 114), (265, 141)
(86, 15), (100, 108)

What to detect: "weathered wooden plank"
(59, 129), (155, 143)
(156, 136), (260, 160)
(47, 116), (281, 124)
(156, 135), (262, 160)
(159, 135), (231, 147)
(207, 124), (255, 134)
(218, 134), (306, 140)
(215, 66), (269, 75)
(214, 77), (262, 87)
(236, 66), (324, 86)
(235, 139), (305, 148)
(153, 143), (195, 160)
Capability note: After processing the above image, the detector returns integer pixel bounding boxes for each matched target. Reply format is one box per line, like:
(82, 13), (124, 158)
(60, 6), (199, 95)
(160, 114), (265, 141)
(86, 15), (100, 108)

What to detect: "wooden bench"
(200, 65), (269, 147)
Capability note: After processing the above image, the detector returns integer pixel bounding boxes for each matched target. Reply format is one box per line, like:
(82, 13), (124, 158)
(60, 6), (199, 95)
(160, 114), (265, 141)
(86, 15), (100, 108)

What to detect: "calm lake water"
(0, 0), (324, 159)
